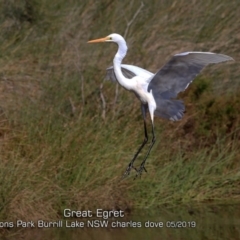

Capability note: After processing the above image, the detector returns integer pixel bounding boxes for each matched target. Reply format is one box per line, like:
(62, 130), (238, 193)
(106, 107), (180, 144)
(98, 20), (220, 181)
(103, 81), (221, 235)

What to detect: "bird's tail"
(154, 99), (185, 121)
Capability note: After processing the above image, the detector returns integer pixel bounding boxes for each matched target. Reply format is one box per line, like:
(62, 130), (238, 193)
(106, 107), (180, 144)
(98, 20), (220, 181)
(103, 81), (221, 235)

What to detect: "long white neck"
(113, 40), (134, 90)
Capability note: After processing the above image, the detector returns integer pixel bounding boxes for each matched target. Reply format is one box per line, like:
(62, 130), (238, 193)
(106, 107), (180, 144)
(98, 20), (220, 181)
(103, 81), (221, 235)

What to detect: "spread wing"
(105, 64), (154, 82)
(147, 52), (234, 99)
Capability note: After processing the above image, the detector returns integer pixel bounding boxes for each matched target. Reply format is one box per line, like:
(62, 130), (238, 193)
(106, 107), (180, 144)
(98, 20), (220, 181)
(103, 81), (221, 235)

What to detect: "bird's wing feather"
(148, 52), (233, 99)
(106, 64), (154, 82)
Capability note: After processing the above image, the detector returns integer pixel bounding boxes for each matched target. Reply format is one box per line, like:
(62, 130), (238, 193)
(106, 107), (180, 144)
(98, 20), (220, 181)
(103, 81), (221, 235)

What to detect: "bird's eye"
(109, 37), (112, 40)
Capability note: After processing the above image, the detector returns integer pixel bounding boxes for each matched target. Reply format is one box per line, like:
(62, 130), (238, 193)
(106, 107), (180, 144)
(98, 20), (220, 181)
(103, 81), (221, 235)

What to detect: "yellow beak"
(87, 36), (109, 43)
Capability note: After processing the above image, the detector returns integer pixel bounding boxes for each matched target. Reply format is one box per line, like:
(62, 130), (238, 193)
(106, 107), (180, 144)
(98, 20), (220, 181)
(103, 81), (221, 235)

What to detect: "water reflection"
(5, 203), (240, 240)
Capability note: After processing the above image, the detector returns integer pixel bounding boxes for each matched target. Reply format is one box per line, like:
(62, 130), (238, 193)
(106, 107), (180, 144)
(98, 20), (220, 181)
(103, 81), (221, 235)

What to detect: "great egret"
(88, 33), (233, 178)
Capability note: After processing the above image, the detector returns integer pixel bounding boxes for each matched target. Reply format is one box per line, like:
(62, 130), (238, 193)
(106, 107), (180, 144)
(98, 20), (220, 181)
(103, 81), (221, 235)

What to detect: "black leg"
(135, 122), (156, 179)
(122, 119), (148, 179)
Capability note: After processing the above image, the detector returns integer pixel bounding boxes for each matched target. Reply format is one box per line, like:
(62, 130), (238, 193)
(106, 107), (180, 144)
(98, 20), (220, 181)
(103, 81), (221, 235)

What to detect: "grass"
(0, 0), (239, 229)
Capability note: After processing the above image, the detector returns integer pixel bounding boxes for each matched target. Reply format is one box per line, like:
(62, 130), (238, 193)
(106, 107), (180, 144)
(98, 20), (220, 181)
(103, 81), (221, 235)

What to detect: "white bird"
(88, 33), (233, 178)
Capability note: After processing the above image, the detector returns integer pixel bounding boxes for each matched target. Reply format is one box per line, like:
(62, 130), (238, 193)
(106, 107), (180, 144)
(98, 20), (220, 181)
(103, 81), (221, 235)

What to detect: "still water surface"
(6, 203), (240, 239)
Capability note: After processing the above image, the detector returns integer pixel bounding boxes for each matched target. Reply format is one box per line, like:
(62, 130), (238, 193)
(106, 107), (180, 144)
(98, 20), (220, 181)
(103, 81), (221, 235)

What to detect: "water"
(4, 203), (240, 239)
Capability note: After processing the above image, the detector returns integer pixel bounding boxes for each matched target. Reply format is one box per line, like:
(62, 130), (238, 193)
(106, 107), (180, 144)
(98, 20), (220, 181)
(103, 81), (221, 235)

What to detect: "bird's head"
(88, 33), (125, 44)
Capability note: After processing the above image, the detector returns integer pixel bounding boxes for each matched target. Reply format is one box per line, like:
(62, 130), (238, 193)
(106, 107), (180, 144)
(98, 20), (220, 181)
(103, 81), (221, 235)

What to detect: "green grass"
(0, 0), (239, 228)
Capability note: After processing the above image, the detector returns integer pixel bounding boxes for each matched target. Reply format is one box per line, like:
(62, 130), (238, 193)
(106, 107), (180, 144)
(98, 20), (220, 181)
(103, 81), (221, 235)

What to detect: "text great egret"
(88, 33), (233, 179)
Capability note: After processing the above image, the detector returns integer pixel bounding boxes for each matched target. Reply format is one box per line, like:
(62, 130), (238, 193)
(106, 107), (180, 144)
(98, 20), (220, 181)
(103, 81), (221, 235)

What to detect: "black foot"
(134, 164), (147, 179)
(121, 162), (138, 179)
